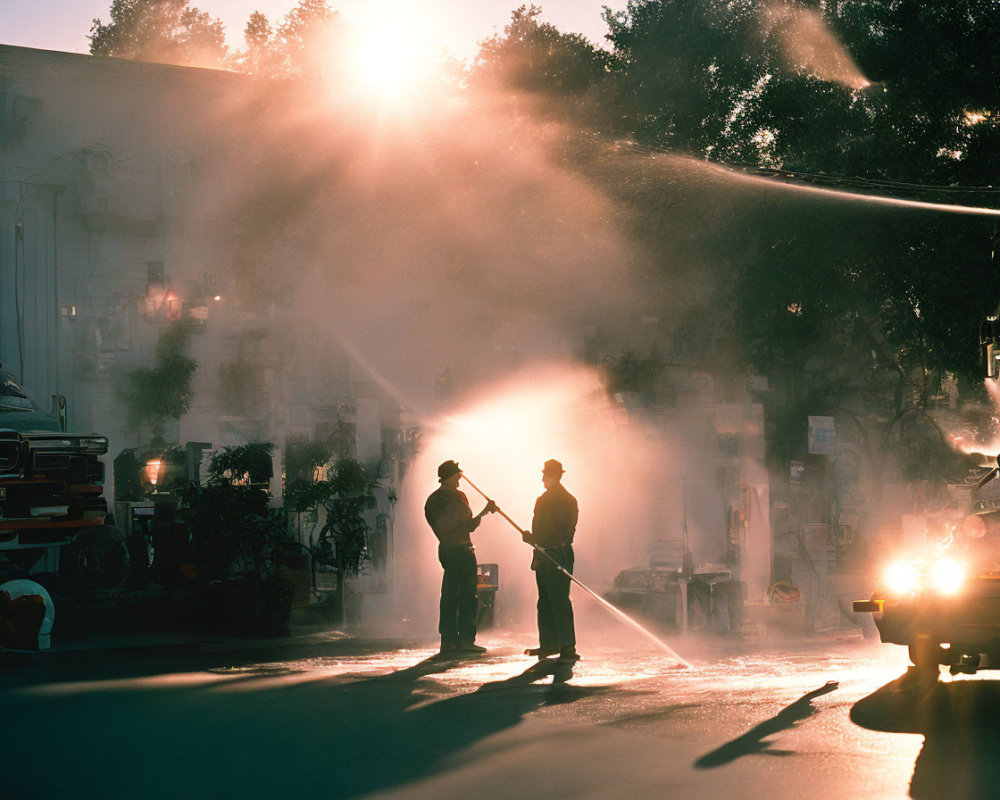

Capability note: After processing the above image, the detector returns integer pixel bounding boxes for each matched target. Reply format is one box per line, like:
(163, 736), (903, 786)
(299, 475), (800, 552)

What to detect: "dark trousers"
(534, 545), (575, 650)
(438, 544), (478, 643)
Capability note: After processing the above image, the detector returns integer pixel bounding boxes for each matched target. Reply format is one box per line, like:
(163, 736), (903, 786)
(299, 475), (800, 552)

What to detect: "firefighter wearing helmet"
(523, 459), (580, 663)
(424, 460), (496, 655)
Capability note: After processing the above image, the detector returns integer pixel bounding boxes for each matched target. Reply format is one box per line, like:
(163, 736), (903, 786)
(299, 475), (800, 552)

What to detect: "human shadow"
(475, 658), (571, 691)
(694, 680), (840, 768)
(370, 653), (476, 683)
(4, 648), (602, 799)
(473, 658), (608, 705)
(852, 670), (1000, 799)
(0, 636), (427, 688)
(192, 652), (465, 693)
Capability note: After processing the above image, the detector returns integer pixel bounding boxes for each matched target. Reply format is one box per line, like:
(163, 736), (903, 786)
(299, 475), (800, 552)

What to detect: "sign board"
(807, 415), (836, 455)
(337, 401), (357, 424)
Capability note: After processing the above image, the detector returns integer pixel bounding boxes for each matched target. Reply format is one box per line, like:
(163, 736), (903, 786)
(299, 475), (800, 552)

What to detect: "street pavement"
(4, 623), (998, 799)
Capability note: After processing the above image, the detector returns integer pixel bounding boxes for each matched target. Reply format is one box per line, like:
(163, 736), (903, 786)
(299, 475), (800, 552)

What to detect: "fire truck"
(852, 314), (1000, 680)
(0, 368), (120, 590)
(852, 500), (1000, 680)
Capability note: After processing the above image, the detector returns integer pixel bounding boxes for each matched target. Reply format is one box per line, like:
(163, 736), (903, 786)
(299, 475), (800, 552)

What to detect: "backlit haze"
(10, 0), (996, 649)
(5, 0), (626, 61)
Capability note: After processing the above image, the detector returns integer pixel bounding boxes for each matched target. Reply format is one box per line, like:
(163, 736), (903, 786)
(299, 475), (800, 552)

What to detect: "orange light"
(143, 459), (162, 487)
(164, 293), (182, 321)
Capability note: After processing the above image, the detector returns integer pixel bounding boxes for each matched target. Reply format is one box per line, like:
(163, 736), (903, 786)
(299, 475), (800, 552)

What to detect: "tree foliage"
(118, 321), (197, 446)
(475, 5), (610, 96)
(603, 0), (1000, 174)
(180, 479), (283, 582)
(301, 456), (377, 620)
(178, 442), (292, 635)
(235, 10), (273, 75)
(595, 0), (1000, 415)
(208, 441), (275, 485)
(89, 0), (227, 68)
(231, 0), (344, 77)
(180, 443), (285, 582)
(316, 457), (376, 580)
(283, 436), (334, 512)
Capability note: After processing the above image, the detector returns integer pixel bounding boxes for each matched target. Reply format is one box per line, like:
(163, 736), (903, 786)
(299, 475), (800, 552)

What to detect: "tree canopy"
(88, 0), (343, 76)
(231, 0), (344, 77)
(89, 0), (227, 68)
(474, 5), (610, 96)
(590, 0), (1000, 405)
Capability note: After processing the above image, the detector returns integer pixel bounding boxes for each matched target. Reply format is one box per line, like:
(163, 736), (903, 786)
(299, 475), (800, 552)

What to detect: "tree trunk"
(336, 553), (347, 626)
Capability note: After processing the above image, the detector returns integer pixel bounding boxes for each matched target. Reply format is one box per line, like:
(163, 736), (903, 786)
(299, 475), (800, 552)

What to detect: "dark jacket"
(424, 484), (481, 546)
(529, 483), (578, 548)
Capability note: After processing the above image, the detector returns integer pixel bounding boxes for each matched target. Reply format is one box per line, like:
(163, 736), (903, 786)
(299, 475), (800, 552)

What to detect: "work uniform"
(424, 484), (482, 647)
(526, 482), (579, 653)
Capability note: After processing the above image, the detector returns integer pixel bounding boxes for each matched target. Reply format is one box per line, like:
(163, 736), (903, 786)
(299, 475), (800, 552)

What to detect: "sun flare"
(346, 22), (436, 101)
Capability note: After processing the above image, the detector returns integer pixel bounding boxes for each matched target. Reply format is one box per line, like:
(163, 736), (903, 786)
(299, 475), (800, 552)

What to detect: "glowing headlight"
(885, 560), (920, 594)
(929, 556), (966, 596)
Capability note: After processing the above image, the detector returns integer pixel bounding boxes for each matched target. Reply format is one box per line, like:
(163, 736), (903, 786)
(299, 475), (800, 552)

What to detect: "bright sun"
(347, 22), (436, 101)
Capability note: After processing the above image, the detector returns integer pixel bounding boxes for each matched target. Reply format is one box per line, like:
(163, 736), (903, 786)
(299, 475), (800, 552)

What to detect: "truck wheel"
(61, 525), (131, 591)
(687, 583), (711, 633)
(908, 634), (942, 682)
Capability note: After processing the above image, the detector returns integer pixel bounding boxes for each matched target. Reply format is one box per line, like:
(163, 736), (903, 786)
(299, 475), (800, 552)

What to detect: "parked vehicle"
(854, 505), (1000, 680)
(605, 562), (744, 634)
(0, 368), (118, 588)
(858, 319), (1000, 679)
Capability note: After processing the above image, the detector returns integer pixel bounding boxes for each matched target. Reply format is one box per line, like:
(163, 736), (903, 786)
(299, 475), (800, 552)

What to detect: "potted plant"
(177, 442), (294, 636)
(316, 457), (376, 623)
(284, 446), (375, 624)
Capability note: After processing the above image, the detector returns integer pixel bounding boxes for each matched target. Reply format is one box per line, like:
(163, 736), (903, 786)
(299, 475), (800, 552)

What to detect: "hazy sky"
(4, 0), (626, 60)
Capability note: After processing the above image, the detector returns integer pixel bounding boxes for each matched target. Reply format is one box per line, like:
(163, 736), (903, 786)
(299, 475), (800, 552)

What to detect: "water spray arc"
(461, 474), (693, 668)
(715, 161), (1000, 219)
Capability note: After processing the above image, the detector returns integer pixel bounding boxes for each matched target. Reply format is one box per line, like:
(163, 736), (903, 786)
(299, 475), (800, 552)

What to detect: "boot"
(439, 636), (459, 654)
(557, 646), (580, 663)
(455, 639), (487, 654)
(524, 646), (560, 659)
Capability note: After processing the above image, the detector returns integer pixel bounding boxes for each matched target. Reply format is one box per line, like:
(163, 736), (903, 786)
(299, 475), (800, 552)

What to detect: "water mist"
(383, 363), (709, 661)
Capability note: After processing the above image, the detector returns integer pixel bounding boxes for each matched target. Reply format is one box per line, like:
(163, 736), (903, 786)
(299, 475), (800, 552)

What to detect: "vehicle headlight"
(885, 560), (920, 594)
(929, 556), (966, 596)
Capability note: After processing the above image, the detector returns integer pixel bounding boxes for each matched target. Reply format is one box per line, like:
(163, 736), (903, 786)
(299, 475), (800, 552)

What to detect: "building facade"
(0, 45), (409, 594)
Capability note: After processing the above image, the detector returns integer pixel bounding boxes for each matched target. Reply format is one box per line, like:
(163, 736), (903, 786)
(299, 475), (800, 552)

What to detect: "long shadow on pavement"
(694, 680), (840, 768)
(0, 637), (413, 687)
(4, 646), (606, 799)
(851, 670), (1000, 799)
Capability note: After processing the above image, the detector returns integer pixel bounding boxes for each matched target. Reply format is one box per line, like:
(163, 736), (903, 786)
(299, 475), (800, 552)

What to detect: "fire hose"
(462, 474), (692, 667)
